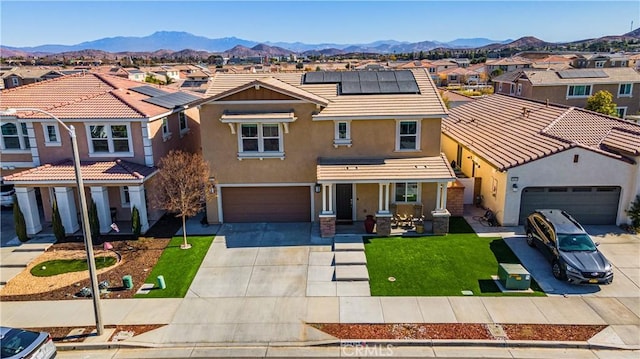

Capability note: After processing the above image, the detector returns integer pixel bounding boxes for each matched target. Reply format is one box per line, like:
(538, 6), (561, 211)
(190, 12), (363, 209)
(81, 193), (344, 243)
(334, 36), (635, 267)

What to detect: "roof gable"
(207, 76), (329, 106)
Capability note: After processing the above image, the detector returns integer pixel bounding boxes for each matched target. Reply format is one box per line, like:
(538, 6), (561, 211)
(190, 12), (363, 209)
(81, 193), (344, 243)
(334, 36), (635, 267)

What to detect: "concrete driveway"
(186, 223), (335, 298)
(504, 227), (640, 298)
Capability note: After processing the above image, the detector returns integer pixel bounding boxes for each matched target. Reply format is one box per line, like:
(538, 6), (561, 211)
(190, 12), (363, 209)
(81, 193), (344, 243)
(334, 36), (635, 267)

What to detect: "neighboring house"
(0, 73), (202, 236)
(439, 67), (482, 86)
(2, 68), (65, 89)
(199, 69), (455, 236)
(441, 94), (640, 226)
(492, 67), (640, 118)
(485, 56), (533, 75)
(572, 53), (631, 69)
(531, 55), (576, 71)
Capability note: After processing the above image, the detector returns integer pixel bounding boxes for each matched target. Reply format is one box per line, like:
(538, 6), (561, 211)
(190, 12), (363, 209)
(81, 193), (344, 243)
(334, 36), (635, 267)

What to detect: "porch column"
(441, 182), (448, 210)
(90, 186), (111, 234)
(128, 185), (149, 233)
(435, 182), (443, 211)
(54, 187), (80, 234)
(14, 187), (42, 236)
(377, 182), (391, 213)
(321, 183), (333, 214)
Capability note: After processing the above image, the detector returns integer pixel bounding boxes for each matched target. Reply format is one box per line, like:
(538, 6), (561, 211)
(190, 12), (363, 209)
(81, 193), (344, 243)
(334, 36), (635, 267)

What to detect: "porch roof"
(316, 155), (455, 183)
(2, 159), (157, 185)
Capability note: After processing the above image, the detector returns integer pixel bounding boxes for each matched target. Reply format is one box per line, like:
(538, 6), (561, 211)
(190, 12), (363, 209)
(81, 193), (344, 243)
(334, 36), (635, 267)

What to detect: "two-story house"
(2, 68), (65, 89)
(198, 69), (455, 236)
(572, 53), (631, 69)
(1, 73), (202, 236)
(492, 67), (640, 118)
(485, 56), (533, 76)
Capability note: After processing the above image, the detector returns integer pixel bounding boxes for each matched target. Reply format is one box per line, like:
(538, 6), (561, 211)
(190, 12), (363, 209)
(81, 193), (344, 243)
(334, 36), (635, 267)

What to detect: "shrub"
(52, 198), (66, 242)
(13, 195), (28, 242)
(132, 206), (141, 238)
(627, 195), (640, 229)
(88, 199), (100, 237)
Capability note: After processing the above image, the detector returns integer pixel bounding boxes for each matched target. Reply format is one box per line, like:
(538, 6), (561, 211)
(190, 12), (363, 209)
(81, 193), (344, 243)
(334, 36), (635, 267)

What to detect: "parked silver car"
(0, 183), (15, 208)
(0, 326), (57, 359)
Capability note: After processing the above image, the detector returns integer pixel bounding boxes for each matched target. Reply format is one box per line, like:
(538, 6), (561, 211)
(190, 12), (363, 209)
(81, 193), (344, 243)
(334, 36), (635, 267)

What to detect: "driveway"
(186, 223), (336, 298)
(504, 227), (640, 298)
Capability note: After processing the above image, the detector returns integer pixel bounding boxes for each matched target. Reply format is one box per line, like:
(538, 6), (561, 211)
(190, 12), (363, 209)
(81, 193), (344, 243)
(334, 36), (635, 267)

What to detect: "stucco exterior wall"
(503, 148), (635, 226)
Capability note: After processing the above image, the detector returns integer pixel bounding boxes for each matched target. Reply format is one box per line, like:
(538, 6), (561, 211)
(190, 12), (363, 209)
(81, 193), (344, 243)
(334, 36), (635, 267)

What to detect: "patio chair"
(392, 203), (414, 228)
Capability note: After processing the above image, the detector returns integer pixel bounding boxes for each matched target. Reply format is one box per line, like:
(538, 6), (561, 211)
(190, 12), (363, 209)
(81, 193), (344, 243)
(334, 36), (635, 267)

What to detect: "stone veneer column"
(432, 209), (451, 235)
(14, 187), (42, 236)
(54, 187), (80, 234)
(319, 214), (336, 238)
(375, 212), (392, 236)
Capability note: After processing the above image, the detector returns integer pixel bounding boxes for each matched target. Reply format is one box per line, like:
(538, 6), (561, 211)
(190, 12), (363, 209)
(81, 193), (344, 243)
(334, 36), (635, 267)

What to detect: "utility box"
(498, 263), (530, 290)
(122, 275), (133, 290)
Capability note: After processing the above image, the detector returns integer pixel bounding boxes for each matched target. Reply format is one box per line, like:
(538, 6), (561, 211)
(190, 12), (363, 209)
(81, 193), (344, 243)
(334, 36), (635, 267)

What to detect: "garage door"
(222, 186), (311, 222)
(519, 186), (620, 225)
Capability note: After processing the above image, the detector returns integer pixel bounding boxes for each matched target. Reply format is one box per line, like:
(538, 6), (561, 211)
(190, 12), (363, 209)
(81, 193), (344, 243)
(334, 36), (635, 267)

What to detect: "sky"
(1, 0), (639, 47)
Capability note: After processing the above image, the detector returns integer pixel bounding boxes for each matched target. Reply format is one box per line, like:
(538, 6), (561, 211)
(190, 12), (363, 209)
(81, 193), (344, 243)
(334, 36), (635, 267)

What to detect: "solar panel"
(302, 70), (420, 95)
(143, 92), (200, 109)
(130, 85), (169, 97)
(556, 70), (608, 79)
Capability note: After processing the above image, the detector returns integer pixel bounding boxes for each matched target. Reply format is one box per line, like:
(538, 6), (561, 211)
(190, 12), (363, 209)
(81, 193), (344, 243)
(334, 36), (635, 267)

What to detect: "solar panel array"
(143, 92), (200, 109)
(303, 71), (420, 95)
(556, 69), (609, 79)
(130, 85), (169, 97)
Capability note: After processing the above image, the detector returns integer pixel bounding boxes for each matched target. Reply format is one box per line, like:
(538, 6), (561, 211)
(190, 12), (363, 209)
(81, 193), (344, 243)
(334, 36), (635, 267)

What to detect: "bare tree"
(153, 150), (215, 249)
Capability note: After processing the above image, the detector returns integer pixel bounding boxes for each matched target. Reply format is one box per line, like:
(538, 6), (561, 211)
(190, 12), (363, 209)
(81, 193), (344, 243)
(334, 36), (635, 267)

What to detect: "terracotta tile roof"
(317, 155), (455, 183)
(205, 69), (447, 120)
(492, 70), (525, 83)
(443, 94), (640, 170)
(486, 57), (533, 66)
(441, 90), (475, 103)
(2, 159), (156, 184)
(0, 73), (202, 119)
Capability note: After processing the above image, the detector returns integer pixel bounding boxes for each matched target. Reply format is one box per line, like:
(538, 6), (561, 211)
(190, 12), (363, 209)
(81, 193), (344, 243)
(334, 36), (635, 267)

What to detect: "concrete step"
(334, 265), (369, 281)
(0, 267), (25, 285)
(334, 251), (367, 265)
(333, 242), (365, 251)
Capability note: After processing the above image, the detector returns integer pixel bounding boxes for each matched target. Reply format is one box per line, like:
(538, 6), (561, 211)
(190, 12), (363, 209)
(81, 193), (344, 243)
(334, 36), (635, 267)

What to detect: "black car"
(524, 209), (613, 285)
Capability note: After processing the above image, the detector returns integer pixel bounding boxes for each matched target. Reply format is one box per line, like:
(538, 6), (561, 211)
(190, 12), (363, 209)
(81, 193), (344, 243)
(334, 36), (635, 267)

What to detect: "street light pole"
(1, 108), (104, 335)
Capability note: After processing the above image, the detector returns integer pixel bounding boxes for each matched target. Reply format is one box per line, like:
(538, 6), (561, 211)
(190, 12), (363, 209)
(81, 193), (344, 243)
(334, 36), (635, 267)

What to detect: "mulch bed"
(312, 323), (607, 341)
(0, 238), (169, 301)
(27, 324), (165, 343)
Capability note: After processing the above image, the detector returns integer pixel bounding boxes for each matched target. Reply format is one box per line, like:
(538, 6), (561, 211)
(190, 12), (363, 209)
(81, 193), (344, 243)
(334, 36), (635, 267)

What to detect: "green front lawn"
(31, 257), (116, 277)
(365, 217), (545, 296)
(135, 236), (214, 298)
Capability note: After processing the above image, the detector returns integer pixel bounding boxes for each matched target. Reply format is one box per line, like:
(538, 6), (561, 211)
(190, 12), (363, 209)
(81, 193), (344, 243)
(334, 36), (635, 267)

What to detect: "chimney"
(546, 99), (549, 107)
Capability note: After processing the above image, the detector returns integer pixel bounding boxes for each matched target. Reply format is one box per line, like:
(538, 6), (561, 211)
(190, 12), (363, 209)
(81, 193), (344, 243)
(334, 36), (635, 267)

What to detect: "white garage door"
(519, 186), (620, 225)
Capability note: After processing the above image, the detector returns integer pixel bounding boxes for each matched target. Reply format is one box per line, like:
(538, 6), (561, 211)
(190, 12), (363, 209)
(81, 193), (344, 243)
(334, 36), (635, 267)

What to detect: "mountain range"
(1, 29), (639, 59)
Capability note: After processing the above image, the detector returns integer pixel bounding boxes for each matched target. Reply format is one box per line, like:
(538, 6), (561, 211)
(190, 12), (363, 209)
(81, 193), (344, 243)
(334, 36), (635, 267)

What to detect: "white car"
(0, 183), (14, 208)
(0, 326), (57, 359)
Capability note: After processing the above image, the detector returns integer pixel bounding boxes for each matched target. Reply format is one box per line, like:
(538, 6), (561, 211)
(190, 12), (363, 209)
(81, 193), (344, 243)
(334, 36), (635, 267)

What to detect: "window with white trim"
(396, 120), (420, 151)
(87, 124), (132, 155)
(120, 186), (130, 207)
(161, 117), (171, 141)
(509, 84), (515, 95)
(616, 107), (627, 118)
(618, 83), (632, 97)
(595, 61), (605, 68)
(333, 121), (351, 147)
(239, 123), (282, 156)
(11, 77), (19, 86)
(567, 85), (592, 98)
(516, 83), (522, 96)
(179, 112), (189, 135)
(498, 82), (503, 92)
(395, 182), (418, 202)
(1, 122), (30, 150)
(42, 123), (61, 146)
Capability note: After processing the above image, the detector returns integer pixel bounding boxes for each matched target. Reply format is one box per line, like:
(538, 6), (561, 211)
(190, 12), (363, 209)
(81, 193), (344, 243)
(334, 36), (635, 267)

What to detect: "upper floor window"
(396, 120), (420, 151)
(567, 85), (592, 98)
(516, 83), (522, 96)
(595, 61), (605, 68)
(616, 107), (627, 118)
(179, 112), (189, 135)
(395, 182), (418, 202)
(1, 122), (30, 150)
(509, 84), (515, 95)
(42, 123), (61, 147)
(161, 117), (171, 141)
(11, 77), (19, 86)
(498, 82), (503, 92)
(87, 124), (132, 156)
(238, 123), (283, 159)
(619, 83), (632, 97)
(334, 121), (352, 147)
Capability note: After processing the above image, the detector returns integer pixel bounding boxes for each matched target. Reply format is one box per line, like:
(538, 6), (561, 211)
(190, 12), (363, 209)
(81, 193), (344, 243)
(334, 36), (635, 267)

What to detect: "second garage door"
(519, 186), (620, 225)
(222, 186), (311, 223)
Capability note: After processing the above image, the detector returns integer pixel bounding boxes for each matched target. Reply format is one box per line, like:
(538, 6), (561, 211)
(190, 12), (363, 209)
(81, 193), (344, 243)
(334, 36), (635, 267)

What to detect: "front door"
(335, 184), (353, 223)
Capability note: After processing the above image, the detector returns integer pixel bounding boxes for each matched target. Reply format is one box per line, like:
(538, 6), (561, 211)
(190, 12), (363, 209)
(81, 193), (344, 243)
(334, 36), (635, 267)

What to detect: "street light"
(1, 107), (104, 335)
